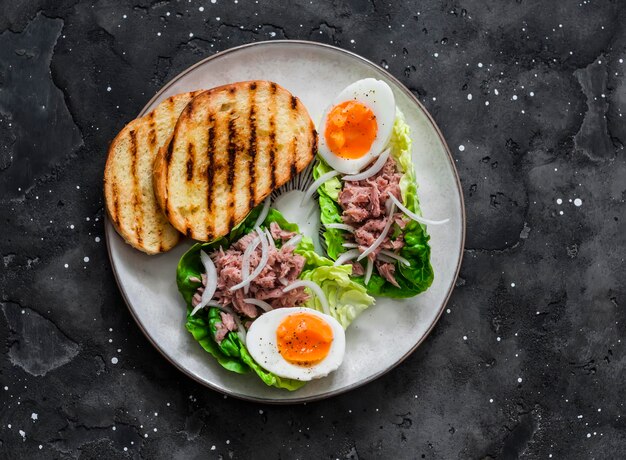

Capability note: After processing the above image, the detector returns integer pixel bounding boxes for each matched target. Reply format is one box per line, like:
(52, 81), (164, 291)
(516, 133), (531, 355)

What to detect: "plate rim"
(105, 39), (466, 404)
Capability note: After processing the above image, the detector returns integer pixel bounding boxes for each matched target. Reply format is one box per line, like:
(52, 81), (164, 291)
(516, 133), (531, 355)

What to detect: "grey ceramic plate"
(105, 40), (465, 403)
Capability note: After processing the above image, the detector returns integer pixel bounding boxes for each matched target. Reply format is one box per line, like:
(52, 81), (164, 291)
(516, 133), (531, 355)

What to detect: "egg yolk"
(324, 100), (377, 159)
(276, 313), (333, 365)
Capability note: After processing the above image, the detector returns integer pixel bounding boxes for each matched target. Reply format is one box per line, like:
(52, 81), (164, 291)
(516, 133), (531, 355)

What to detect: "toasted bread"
(104, 91), (203, 254)
(153, 81), (317, 242)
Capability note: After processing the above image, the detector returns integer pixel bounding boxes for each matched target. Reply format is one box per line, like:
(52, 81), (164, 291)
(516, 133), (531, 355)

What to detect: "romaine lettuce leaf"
(314, 111), (434, 297)
(300, 264), (374, 328)
(313, 159), (345, 260)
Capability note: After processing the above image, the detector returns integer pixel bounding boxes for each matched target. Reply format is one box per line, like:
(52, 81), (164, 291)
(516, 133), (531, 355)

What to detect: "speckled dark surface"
(1, 1), (625, 458)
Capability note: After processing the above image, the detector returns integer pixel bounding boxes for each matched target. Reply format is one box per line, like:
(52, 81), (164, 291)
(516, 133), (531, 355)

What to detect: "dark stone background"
(0, 0), (624, 458)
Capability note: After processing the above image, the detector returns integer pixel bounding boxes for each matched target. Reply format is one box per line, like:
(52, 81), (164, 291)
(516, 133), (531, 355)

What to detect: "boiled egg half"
(246, 307), (345, 381)
(318, 78), (396, 174)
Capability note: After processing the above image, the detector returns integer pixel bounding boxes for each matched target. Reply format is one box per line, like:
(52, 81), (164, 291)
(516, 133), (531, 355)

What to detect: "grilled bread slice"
(104, 91), (203, 254)
(153, 81), (317, 242)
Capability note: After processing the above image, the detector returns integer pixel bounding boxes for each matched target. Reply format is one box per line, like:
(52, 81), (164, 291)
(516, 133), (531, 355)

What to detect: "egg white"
(318, 78), (396, 174)
(246, 307), (346, 381)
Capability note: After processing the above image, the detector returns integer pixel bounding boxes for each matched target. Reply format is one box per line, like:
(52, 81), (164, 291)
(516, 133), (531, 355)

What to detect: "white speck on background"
(107, 86), (111, 92)
(530, 91), (535, 97)
(518, 377), (523, 383)
(111, 357), (118, 364)
(559, 211), (564, 215)
(3, 386), (7, 391)
(478, 62), (483, 67)
(434, 53), (439, 57)
(489, 398), (493, 403)
(64, 263), (69, 268)
(467, 93), (473, 100)
(199, 6), (204, 11)
(574, 198), (582, 207)
(31, 413), (38, 421)
(211, 445), (216, 450)
(497, 337), (501, 342)
(463, 336), (467, 341)
(458, 145), (465, 151)
(511, 282), (516, 287)
(19, 430), (26, 440)
(84, 257), (90, 263)
(556, 198), (563, 205)
(494, 89), (499, 95)
(95, 237), (101, 242)
(512, 95), (518, 100)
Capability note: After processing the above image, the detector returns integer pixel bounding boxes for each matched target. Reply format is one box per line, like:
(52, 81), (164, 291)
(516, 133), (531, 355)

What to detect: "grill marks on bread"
(128, 129), (143, 246)
(153, 81), (316, 242)
(248, 83), (258, 209)
(104, 91), (202, 254)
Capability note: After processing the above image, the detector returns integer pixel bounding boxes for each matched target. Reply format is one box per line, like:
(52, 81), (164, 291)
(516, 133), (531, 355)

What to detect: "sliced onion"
(283, 234), (303, 248)
(300, 170), (340, 206)
(220, 304), (247, 345)
(333, 249), (361, 266)
(342, 242), (358, 249)
(388, 193), (449, 226)
(324, 223), (355, 233)
(357, 203), (396, 261)
(379, 249), (411, 267)
(243, 298), (273, 312)
(343, 148), (391, 181)
(264, 228), (276, 250)
(230, 226), (269, 291)
(377, 253), (397, 264)
(253, 196), (271, 228)
(278, 277), (289, 286)
(190, 251), (218, 316)
(190, 299), (220, 317)
(364, 258), (374, 285)
(283, 280), (330, 316)
(240, 235), (261, 294)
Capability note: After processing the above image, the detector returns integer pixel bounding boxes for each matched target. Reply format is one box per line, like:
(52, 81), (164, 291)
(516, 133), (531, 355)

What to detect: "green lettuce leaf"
(177, 206), (372, 390)
(315, 111), (434, 297)
(300, 264), (374, 328)
(313, 159), (345, 260)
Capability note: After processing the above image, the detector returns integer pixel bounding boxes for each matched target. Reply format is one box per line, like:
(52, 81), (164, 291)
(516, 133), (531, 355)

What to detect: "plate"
(105, 41), (465, 403)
